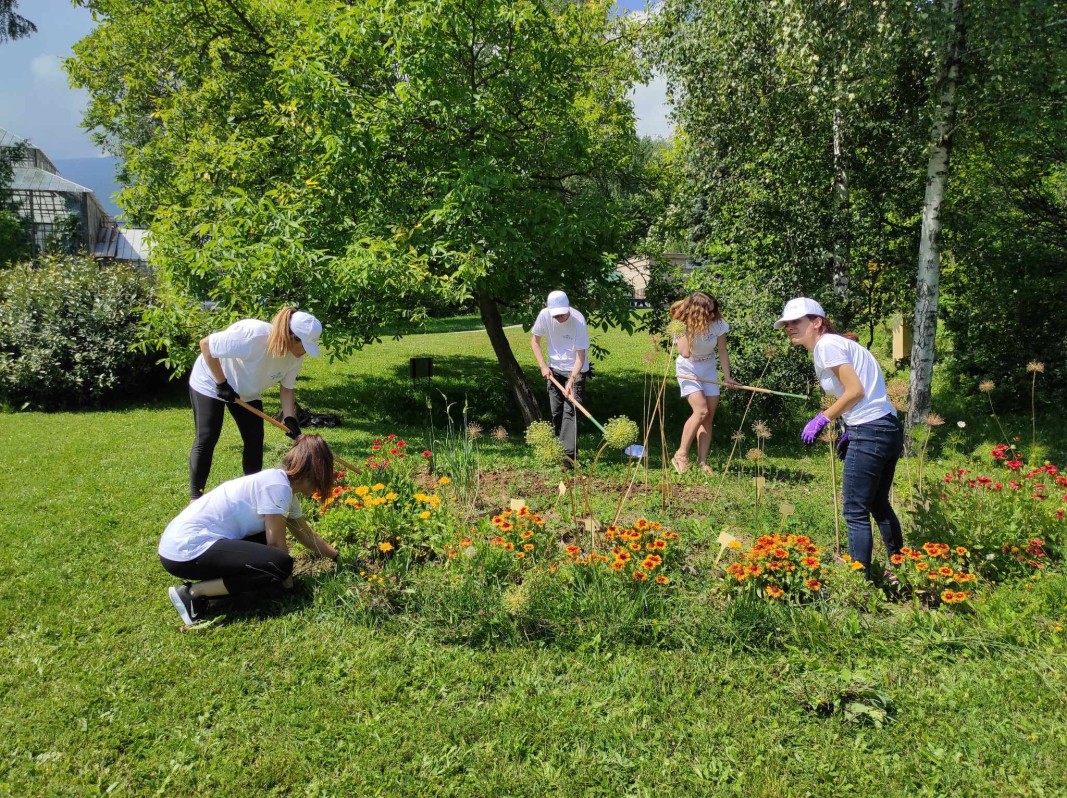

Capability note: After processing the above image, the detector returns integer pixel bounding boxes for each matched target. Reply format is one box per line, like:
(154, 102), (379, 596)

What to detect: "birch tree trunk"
(831, 88), (851, 321)
(908, 0), (965, 425)
(476, 289), (543, 426)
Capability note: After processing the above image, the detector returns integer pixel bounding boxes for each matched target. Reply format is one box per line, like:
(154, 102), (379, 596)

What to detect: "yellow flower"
(850, 561), (865, 571)
(378, 541), (394, 553)
(414, 492), (429, 502)
(437, 476), (452, 486)
(429, 495), (442, 508)
(372, 483), (385, 491)
(419, 510), (431, 520)
(384, 492), (399, 501)
(523, 543), (535, 552)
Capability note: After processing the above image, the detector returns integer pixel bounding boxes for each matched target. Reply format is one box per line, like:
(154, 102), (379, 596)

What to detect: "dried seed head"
(1027, 361), (1046, 374)
(752, 420), (771, 441)
(764, 345), (778, 359)
(923, 412), (945, 427)
(979, 380), (995, 394)
(643, 350), (659, 365)
(502, 583), (531, 615)
(818, 427), (834, 444)
(491, 426), (509, 442)
(731, 430), (746, 443)
(745, 447), (764, 462)
(886, 379), (909, 400)
(466, 422), (483, 440)
(665, 319), (687, 339)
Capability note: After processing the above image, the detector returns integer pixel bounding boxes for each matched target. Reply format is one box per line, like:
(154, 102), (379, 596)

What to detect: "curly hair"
(672, 292), (722, 339)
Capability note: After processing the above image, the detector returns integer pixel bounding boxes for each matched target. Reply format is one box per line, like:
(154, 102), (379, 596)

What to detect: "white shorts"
(676, 356), (720, 398)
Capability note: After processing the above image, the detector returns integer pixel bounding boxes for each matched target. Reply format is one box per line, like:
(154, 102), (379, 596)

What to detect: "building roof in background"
(11, 165), (94, 194)
(93, 226), (150, 262)
(0, 126), (26, 148)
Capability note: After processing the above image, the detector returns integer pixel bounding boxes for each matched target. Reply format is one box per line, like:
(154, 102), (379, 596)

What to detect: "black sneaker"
(168, 584), (205, 626)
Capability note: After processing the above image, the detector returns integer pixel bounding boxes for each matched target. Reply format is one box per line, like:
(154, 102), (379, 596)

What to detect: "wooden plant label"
(509, 498), (527, 511)
(778, 502), (796, 517)
(754, 476), (766, 495)
(558, 481), (568, 496)
(715, 529), (741, 566)
(580, 517), (602, 533)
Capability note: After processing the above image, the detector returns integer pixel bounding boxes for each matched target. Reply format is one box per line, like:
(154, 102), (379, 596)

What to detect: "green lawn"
(1, 323), (1065, 796)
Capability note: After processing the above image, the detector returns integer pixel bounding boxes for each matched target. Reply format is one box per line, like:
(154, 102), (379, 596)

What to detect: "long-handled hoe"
(234, 398), (360, 473)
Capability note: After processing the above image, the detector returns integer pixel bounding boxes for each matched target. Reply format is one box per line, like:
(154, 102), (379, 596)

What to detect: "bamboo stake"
(233, 398), (360, 473)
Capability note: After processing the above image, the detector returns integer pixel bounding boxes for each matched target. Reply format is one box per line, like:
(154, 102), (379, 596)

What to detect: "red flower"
(1006, 459), (1023, 471)
(422, 450), (432, 458)
(373, 438), (381, 445)
(397, 440), (407, 448)
(386, 434), (397, 440)
(390, 448), (399, 455)
(1009, 480), (1022, 490)
(994, 482), (1003, 490)
(992, 444), (1010, 460)
(372, 445), (381, 451)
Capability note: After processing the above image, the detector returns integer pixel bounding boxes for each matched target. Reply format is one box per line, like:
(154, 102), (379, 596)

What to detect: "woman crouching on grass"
(159, 434), (338, 626)
(775, 297), (904, 578)
(670, 291), (739, 475)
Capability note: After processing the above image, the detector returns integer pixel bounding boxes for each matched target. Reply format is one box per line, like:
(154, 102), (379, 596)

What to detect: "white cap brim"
(302, 339), (321, 357)
(549, 307), (571, 317)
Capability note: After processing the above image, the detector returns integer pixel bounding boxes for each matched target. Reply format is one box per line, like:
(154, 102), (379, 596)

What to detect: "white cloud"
(30, 53), (66, 84)
(631, 73), (673, 140)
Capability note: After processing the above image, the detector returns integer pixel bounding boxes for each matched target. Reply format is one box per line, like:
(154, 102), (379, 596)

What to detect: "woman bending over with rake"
(188, 305), (323, 499)
(670, 292), (739, 474)
(776, 297), (903, 578)
(160, 434), (338, 627)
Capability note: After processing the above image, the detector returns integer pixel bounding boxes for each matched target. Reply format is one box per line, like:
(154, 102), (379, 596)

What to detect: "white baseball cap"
(546, 290), (571, 317)
(290, 311), (323, 356)
(773, 297), (826, 329)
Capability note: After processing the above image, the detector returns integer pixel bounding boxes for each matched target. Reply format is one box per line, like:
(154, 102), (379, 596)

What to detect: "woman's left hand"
(723, 376), (741, 389)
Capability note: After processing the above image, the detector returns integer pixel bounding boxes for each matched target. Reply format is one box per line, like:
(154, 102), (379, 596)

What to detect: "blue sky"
(0, 0), (669, 160)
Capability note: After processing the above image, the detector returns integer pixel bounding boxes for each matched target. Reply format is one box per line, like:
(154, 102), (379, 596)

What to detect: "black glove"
(836, 430), (850, 461)
(216, 380), (239, 403)
(283, 416), (302, 440)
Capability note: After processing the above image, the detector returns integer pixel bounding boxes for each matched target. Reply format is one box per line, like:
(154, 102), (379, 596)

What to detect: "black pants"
(547, 369), (585, 461)
(159, 532), (294, 595)
(189, 386), (265, 499)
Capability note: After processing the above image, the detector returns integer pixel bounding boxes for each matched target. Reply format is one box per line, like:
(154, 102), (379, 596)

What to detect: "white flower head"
(957, 420), (966, 428)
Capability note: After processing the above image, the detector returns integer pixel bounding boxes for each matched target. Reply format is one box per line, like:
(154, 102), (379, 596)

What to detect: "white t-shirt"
(159, 469), (303, 561)
(531, 308), (590, 373)
(813, 335), (896, 426)
(676, 318), (730, 360)
(188, 319), (303, 401)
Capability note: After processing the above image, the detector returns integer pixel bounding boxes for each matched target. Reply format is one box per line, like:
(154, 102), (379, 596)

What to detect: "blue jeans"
(842, 414), (904, 574)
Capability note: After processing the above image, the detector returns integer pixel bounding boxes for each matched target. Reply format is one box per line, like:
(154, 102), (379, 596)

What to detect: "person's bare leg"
(676, 392), (710, 472)
(696, 394), (719, 468)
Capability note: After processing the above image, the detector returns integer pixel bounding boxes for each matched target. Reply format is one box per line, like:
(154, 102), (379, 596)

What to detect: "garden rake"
(234, 398), (360, 473)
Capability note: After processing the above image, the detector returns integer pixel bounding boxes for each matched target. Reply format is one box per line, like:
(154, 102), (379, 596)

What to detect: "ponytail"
(267, 306), (297, 357)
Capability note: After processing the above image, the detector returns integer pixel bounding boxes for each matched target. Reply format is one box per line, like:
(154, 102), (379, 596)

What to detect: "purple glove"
(801, 412), (830, 445)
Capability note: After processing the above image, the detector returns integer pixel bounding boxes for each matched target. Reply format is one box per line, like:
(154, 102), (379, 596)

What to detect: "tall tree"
(908, 0), (965, 424)
(69, 0), (642, 423)
(0, 0), (35, 44)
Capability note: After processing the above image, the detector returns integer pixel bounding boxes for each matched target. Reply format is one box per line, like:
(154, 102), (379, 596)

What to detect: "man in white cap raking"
(530, 290), (590, 468)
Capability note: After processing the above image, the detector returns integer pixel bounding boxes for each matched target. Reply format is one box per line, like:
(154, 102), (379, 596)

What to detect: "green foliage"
(0, 256), (161, 409)
(0, 139), (31, 266)
(68, 0), (643, 367)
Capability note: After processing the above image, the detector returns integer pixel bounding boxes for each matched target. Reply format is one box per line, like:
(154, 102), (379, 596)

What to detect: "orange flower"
(520, 530), (534, 539)
(890, 554), (905, 566)
(515, 552), (525, 559)
(938, 566), (953, 576)
(652, 539), (667, 550)
(850, 561), (865, 571)
(617, 551), (632, 562)
(773, 548), (789, 559)
(378, 541), (394, 553)
(746, 563), (763, 576)
(914, 561), (929, 572)
(635, 518), (650, 531)
(629, 543), (642, 552)
(505, 542), (515, 551)
(565, 544), (581, 556)
(651, 522), (663, 531)
(632, 570), (647, 581)
(655, 575), (670, 585)
(801, 557), (819, 569)
(765, 585), (784, 599)
(955, 546), (968, 556)
(523, 543), (535, 552)
(805, 578), (821, 591)
(460, 537), (473, 547)
(610, 560), (626, 571)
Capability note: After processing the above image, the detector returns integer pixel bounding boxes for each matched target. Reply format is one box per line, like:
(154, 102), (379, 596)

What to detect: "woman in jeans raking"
(775, 297), (904, 576)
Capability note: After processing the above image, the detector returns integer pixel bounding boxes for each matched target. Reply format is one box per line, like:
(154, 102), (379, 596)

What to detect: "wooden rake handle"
(675, 372), (808, 401)
(233, 398), (360, 473)
(546, 373), (607, 434)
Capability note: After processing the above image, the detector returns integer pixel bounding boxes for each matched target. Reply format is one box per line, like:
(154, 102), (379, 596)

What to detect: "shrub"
(910, 448), (1065, 580)
(0, 256), (160, 409)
